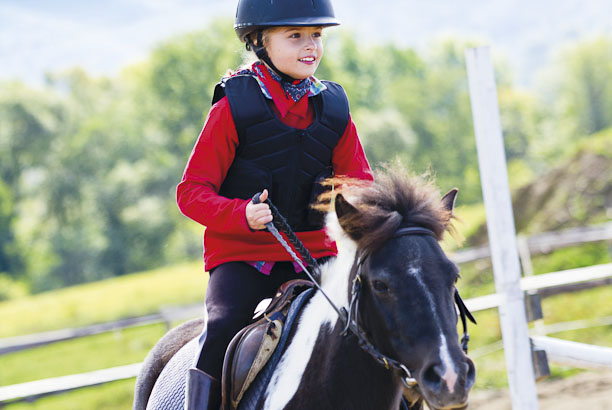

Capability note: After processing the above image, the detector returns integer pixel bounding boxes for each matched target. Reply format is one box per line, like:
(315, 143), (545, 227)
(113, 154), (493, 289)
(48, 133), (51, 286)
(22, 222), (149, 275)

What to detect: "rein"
(251, 194), (476, 389)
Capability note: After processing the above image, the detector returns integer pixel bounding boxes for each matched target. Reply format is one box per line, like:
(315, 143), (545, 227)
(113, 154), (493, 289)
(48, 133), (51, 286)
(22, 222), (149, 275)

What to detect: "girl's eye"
(290, 33), (300, 39)
(312, 32), (322, 38)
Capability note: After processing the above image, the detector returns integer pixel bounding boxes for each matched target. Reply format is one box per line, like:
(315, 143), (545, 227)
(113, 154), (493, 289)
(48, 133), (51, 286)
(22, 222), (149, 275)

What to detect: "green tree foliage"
(0, 21), (608, 294)
(0, 82), (65, 278)
(145, 19), (243, 160)
(321, 36), (484, 202)
(557, 37), (612, 137)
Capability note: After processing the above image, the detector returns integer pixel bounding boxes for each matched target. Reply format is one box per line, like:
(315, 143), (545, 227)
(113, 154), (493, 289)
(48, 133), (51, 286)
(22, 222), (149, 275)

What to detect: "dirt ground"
(467, 369), (612, 410)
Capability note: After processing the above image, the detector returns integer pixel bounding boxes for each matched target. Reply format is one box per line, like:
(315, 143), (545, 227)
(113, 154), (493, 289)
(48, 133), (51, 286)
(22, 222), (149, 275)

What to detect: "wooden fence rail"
(451, 222), (612, 264)
(0, 363), (142, 404)
(531, 336), (612, 370)
(464, 263), (612, 312)
(0, 304), (202, 356)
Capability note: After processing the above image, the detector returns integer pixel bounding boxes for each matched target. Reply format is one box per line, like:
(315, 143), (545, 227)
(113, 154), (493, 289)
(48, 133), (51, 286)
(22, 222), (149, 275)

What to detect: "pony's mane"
(315, 165), (456, 254)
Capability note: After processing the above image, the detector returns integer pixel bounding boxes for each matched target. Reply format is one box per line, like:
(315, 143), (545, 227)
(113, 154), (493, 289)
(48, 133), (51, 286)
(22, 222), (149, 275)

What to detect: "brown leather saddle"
(221, 279), (314, 410)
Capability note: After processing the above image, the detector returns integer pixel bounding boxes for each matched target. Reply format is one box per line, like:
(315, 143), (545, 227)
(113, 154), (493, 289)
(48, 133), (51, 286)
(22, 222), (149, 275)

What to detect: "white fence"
(0, 364), (142, 404)
(466, 45), (612, 409)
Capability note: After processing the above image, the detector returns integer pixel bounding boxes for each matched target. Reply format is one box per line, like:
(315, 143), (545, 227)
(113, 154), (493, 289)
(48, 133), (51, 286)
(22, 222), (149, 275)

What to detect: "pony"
(134, 167), (475, 410)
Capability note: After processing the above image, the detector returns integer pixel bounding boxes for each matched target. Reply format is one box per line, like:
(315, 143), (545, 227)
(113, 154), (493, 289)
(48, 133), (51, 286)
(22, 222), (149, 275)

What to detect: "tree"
(554, 37), (612, 139)
(144, 19), (243, 161)
(0, 81), (64, 279)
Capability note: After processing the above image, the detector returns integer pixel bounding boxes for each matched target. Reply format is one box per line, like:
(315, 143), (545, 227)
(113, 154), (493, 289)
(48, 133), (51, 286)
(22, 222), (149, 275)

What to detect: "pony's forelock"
(315, 165), (457, 255)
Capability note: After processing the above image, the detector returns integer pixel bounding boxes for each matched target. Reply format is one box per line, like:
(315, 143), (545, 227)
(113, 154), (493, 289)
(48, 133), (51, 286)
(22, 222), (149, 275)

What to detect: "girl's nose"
(304, 37), (316, 50)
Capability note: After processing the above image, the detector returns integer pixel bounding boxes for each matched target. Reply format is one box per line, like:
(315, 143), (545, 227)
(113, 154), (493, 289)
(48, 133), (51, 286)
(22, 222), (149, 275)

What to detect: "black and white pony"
(134, 169), (475, 410)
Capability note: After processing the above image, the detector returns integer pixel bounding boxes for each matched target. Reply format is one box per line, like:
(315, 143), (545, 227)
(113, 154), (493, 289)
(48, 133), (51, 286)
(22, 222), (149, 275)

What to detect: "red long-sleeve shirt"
(177, 74), (372, 271)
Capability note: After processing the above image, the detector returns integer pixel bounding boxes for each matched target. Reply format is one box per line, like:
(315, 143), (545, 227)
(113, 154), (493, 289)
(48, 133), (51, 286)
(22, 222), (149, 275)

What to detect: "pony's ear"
(441, 188), (458, 212)
(335, 193), (359, 219)
(334, 194), (368, 241)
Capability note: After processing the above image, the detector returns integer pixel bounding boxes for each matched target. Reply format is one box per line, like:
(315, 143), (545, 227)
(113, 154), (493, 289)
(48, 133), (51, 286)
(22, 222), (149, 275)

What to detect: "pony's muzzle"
(419, 356), (475, 409)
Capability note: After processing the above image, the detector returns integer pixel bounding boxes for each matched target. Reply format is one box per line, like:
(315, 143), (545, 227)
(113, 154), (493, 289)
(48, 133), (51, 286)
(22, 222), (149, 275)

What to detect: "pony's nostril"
(465, 358), (476, 389)
(422, 364), (443, 392)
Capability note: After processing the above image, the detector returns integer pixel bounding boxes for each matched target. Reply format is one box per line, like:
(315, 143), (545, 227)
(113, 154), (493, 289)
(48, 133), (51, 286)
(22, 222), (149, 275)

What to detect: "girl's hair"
(226, 28), (274, 76)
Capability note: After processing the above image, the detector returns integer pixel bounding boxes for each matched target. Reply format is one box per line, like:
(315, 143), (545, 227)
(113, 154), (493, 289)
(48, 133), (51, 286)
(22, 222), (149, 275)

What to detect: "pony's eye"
(372, 280), (389, 293)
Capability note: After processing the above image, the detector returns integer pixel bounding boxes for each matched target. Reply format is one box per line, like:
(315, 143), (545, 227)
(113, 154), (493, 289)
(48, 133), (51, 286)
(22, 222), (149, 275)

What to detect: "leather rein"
(252, 194), (476, 389)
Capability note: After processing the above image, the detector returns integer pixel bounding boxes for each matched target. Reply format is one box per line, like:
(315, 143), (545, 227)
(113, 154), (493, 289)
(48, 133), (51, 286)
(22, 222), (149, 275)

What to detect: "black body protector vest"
(213, 75), (349, 231)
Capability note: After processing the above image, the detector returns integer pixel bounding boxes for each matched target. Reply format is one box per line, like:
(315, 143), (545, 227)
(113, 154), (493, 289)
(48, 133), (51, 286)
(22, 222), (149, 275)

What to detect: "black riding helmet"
(234, 0), (340, 82)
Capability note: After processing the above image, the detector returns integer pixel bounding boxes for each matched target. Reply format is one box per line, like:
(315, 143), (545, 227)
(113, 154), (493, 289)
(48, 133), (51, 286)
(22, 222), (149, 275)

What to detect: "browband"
(393, 226), (437, 239)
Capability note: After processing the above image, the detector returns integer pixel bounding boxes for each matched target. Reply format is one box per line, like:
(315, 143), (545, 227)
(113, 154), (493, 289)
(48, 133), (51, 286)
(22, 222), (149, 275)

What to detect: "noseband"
(341, 226), (476, 389)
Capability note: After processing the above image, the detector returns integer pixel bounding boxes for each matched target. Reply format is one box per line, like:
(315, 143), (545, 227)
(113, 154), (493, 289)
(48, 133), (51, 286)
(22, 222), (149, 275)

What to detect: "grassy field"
(0, 324), (167, 386)
(0, 262), (206, 338)
(4, 379), (136, 410)
(1, 241), (610, 409)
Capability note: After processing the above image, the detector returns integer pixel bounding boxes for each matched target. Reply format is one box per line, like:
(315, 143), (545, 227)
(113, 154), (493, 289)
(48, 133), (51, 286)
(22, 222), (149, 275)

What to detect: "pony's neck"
(298, 322), (403, 409)
(262, 250), (402, 410)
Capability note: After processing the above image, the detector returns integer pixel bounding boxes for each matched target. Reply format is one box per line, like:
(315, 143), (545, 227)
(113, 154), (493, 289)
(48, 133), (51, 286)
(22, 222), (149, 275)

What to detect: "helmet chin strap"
(246, 31), (299, 84)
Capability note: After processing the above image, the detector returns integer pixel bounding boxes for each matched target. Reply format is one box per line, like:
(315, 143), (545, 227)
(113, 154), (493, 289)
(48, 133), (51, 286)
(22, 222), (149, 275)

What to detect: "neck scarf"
(267, 69), (313, 102)
(224, 62), (326, 118)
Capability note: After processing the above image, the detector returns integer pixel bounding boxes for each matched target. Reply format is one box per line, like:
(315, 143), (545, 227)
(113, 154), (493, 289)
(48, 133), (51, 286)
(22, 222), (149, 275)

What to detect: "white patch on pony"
(408, 266), (438, 322)
(409, 264), (458, 392)
(319, 210), (358, 310)
(262, 211), (358, 410)
(439, 333), (458, 393)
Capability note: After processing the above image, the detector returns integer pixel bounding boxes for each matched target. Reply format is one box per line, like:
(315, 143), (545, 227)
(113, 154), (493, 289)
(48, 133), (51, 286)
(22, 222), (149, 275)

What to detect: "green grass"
(4, 379), (136, 410)
(0, 262), (207, 409)
(0, 323), (167, 386)
(0, 262), (206, 338)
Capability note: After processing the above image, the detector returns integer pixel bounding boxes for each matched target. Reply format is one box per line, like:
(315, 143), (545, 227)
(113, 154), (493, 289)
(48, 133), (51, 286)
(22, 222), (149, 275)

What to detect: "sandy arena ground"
(467, 369), (612, 409)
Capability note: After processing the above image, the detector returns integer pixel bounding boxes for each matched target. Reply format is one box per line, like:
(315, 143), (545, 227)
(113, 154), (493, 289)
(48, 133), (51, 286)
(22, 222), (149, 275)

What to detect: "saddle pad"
(146, 338), (198, 410)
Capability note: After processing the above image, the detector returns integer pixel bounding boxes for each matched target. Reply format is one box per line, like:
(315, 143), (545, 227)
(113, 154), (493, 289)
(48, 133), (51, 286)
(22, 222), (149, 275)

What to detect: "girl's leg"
(195, 261), (307, 379)
(186, 261), (311, 410)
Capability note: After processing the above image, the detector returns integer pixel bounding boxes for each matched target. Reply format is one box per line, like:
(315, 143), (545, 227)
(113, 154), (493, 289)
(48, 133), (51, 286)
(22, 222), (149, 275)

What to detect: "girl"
(176, 0), (372, 408)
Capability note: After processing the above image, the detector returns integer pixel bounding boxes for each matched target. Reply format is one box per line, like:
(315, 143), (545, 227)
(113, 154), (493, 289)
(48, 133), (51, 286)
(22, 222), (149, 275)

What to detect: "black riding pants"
(195, 261), (310, 380)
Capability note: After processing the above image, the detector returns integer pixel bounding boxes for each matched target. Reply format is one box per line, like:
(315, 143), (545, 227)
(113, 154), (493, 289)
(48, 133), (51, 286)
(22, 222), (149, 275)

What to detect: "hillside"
(469, 129), (612, 245)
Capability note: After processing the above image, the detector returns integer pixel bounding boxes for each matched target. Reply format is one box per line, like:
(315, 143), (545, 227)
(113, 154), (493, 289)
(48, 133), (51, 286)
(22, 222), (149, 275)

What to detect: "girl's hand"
(246, 189), (273, 230)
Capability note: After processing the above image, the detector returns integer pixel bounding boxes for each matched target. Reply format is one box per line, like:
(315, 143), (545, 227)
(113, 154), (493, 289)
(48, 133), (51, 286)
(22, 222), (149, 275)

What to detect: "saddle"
(221, 279), (314, 410)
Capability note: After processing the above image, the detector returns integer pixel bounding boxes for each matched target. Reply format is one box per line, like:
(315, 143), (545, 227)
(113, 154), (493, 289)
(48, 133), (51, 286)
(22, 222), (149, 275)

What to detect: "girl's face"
(264, 26), (324, 80)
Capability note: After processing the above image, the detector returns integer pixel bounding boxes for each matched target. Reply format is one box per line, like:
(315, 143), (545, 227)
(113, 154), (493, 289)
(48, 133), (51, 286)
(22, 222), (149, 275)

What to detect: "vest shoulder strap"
(319, 80), (350, 135)
(220, 76), (273, 140)
(211, 82), (226, 106)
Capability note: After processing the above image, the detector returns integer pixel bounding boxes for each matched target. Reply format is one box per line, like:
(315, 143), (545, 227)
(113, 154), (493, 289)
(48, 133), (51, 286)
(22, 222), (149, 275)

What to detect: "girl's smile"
(264, 26), (324, 80)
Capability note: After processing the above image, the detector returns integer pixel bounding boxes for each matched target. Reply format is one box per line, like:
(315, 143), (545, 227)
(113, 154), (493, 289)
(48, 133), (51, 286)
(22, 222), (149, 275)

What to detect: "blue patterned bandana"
(224, 62), (327, 102)
(267, 69), (313, 102)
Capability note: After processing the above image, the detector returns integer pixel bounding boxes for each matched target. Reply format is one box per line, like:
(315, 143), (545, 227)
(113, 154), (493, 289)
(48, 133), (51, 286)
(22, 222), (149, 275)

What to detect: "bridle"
(340, 226), (476, 389)
(252, 194), (476, 389)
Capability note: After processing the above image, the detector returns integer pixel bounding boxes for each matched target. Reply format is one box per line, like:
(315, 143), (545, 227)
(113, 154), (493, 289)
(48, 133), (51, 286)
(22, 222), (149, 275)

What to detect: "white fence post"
(465, 46), (539, 409)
